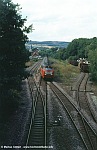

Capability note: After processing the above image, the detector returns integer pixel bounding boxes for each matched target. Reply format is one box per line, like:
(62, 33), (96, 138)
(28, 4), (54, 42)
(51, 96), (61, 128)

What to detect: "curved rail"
(73, 73), (97, 123)
(49, 82), (97, 150)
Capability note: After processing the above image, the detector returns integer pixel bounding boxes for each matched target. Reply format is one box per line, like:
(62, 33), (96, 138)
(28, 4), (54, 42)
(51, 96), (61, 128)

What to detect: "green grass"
(51, 59), (80, 85)
(25, 60), (35, 67)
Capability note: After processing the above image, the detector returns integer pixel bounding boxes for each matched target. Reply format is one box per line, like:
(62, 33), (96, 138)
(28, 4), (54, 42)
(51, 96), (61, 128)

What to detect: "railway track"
(72, 72), (97, 123)
(26, 79), (46, 147)
(24, 61), (47, 149)
(48, 82), (97, 150)
(26, 60), (42, 75)
(24, 62), (97, 149)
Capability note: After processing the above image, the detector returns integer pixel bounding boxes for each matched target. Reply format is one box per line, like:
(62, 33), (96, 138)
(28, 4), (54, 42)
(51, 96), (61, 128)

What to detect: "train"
(40, 56), (54, 80)
(78, 58), (90, 73)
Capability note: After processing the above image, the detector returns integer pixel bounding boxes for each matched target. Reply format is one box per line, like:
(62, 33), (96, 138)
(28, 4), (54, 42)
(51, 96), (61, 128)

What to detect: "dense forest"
(39, 37), (97, 82)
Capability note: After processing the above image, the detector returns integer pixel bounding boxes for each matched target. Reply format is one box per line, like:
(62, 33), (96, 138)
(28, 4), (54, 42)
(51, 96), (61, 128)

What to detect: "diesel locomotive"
(78, 58), (90, 73)
(40, 56), (54, 80)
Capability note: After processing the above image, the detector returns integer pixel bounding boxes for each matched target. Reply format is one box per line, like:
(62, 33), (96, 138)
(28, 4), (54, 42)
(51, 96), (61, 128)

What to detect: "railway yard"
(0, 60), (97, 150)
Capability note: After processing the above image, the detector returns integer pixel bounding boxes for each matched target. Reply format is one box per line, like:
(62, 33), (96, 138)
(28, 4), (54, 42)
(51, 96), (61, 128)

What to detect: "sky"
(12, 0), (97, 42)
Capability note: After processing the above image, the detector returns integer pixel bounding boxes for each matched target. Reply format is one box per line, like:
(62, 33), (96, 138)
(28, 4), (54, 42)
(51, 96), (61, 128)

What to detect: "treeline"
(28, 41), (69, 48)
(39, 37), (97, 81)
(0, 0), (31, 113)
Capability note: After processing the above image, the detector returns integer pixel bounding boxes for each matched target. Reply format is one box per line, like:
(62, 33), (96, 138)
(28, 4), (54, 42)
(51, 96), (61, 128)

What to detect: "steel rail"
(74, 73), (97, 123)
(49, 82), (97, 150)
(24, 61), (46, 149)
(25, 77), (46, 148)
(51, 82), (97, 134)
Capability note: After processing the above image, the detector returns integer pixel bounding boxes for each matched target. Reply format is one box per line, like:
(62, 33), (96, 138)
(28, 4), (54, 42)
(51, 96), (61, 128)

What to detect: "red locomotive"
(40, 56), (54, 80)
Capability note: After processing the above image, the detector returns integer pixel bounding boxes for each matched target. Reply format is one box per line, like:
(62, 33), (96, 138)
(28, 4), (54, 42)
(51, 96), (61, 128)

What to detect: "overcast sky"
(12, 0), (97, 42)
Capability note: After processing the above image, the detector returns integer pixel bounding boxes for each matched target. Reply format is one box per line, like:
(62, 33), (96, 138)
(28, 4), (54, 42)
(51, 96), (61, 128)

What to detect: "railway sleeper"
(34, 120), (44, 123)
(31, 136), (44, 139)
(31, 128), (44, 131)
(31, 131), (44, 135)
(31, 138), (44, 142)
(33, 125), (44, 127)
(32, 126), (44, 129)
(34, 122), (44, 125)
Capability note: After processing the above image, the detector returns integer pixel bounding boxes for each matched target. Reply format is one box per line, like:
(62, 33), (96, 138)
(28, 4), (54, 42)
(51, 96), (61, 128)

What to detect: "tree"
(66, 38), (91, 59)
(88, 48), (97, 81)
(0, 0), (32, 110)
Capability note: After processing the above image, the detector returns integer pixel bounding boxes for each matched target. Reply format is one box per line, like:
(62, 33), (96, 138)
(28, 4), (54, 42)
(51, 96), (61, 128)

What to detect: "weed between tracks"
(25, 59), (38, 67)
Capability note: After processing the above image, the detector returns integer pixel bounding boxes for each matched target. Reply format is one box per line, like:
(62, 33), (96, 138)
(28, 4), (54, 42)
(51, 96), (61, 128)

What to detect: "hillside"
(27, 41), (70, 48)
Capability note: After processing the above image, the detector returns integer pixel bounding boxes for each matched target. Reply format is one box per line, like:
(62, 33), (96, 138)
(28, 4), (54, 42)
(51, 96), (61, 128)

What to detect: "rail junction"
(25, 61), (97, 150)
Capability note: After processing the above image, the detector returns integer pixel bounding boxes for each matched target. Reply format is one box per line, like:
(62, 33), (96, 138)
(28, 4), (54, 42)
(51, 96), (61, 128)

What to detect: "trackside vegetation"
(39, 37), (97, 82)
(0, 0), (32, 113)
(51, 59), (80, 84)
